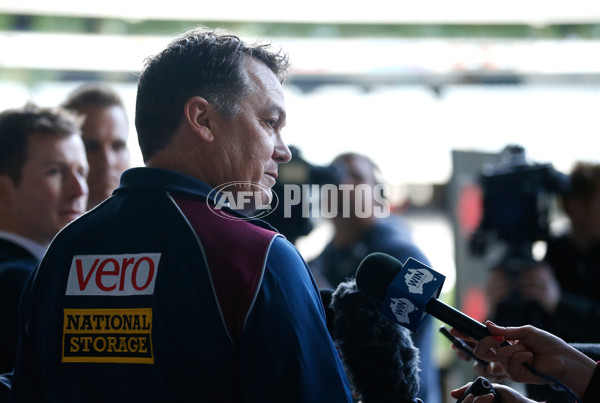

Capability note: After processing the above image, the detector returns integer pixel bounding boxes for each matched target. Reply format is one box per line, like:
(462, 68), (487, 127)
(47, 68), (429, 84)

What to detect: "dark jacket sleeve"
(9, 266), (44, 402)
(0, 262), (36, 374)
(583, 361), (600, 403)
(240, 236), (353, 403)
(548, 292), (600, 342)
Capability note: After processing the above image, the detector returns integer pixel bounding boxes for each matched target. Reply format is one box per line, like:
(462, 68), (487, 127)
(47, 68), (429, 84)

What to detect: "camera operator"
(475, 154), (600, 402)
(469, 146), (565, 328)
(486, 161), (600, 343)
(542, 161), (600, 341)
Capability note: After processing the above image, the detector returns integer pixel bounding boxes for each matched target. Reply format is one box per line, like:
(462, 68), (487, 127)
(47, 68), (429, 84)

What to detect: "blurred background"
(2, 1), (600, 400)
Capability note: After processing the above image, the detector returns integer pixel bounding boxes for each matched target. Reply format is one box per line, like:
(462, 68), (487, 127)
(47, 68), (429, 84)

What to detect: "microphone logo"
(389, 297), (417, 324)
(404, 268), (435, 295)
(380, 257), (445, 332)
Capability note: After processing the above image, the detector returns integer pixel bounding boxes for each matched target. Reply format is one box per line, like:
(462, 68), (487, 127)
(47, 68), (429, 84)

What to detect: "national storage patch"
(62, 308), (153, 364)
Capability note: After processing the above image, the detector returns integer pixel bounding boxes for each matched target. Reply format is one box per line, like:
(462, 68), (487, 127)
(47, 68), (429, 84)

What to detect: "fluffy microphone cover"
(331, 279), (421, 403)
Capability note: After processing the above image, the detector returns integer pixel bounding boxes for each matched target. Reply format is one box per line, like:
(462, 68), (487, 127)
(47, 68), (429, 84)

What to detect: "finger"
(462, 394), (475, 403)
(507, 351), (536, 383)
(450, 383), (472, 398)
(473, 394), (496, 403)
(450, 327), (476, 343)
(452, 346), (474, 362)
(462, 394), (496, 403)
(486, 322), (537, 343)
(490, 344), (531, 373)
(472, 335), (506, 359)
(494, 383), (535, 402)
(484, 320), (506, 335)
(476, 343), (532, 374)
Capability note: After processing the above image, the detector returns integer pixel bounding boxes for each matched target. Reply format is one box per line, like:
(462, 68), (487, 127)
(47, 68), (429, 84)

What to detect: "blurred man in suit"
(0, 102), (88, 373)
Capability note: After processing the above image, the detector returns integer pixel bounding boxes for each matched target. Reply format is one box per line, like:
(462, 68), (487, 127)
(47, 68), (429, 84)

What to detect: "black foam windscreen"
(355, 252), (403, 302)
(330, 279), (421, 403)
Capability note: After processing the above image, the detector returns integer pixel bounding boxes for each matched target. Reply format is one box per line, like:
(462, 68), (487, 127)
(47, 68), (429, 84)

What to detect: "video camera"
(469, 145), (570, 328)
(469, 144), (570, 265)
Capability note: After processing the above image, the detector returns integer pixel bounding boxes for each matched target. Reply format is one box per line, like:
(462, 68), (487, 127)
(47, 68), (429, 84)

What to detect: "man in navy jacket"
(11, 27), (352, 402)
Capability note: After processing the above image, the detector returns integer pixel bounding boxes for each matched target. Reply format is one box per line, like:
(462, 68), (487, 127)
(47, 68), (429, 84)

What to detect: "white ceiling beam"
(1, 1), (600, 25)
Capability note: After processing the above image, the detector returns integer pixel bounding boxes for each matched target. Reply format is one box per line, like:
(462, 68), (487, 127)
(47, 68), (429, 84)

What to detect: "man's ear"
(183, 96), (214, 142)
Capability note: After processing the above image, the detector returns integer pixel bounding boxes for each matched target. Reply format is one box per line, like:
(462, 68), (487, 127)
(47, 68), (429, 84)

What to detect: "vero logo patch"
(66, 253), (161, 296)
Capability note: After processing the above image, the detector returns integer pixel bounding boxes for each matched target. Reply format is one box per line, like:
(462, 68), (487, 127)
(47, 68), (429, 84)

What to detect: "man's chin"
(238, 189), (273, 216)
(261, 189), (273, 206)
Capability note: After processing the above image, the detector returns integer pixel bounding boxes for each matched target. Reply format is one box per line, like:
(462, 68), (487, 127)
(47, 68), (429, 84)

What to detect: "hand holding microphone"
(451, 380), (535, 403)
(353, 252), (589, 403)
(455, 377), (501, 403)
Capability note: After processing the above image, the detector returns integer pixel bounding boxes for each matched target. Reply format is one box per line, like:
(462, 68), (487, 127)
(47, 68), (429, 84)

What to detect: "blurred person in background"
(542, 161), (600, 340)
(484, 161), (600, 402)
(487, 161), (600, 342)
(62, 83), (130, 209)
(309, 152), (442, 403)
(0, 102), (88, 374)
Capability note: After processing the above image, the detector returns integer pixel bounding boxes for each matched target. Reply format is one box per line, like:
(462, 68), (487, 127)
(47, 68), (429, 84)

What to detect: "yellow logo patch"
(62, 308), (153, 364)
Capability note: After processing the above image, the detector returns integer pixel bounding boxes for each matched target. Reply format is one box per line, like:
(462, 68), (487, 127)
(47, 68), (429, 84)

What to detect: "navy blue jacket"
(11, 167), (352, 403)
(0, 239), (38, 374)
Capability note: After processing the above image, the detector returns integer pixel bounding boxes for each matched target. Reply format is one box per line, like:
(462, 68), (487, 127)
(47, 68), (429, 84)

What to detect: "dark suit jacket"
(0, 239), (38, 374)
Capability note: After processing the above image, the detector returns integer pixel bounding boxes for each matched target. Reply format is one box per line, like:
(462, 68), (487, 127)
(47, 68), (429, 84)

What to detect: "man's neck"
(331, 217), (376, 247)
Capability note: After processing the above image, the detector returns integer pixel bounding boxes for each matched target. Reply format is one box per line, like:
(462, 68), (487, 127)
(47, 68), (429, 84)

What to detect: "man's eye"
(112, 140), (127, 152)
(266, 119), (278, 128)
(46, 166), (65, 177)
(85, 142), (100, 153)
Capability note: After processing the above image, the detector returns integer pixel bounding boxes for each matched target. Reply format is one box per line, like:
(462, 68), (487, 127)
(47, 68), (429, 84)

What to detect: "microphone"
(328, 280), (422, 403)
(355, 252), (503, 343)
(354, 253), (585, 402)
